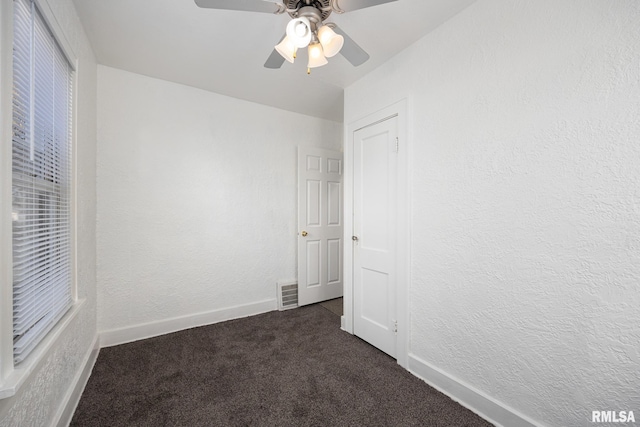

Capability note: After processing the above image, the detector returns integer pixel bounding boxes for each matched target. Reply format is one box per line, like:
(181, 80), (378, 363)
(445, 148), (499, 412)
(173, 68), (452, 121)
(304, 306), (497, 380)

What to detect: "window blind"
(12, 0), (73, 364)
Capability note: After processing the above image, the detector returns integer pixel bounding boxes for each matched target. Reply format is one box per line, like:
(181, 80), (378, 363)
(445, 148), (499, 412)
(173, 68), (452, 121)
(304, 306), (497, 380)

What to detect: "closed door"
(353, 116), (398, 357)
(298, 147), (343, 306)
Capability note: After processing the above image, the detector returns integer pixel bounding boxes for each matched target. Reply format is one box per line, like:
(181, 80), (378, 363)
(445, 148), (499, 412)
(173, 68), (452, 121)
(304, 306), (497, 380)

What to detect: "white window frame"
(0, 0), (83, 399)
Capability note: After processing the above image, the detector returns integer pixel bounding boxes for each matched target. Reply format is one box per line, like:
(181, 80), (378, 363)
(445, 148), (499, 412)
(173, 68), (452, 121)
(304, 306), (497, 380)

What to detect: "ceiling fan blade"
(332, 25), (369, 67)
(194, 0), (285, 14)
(264, 49), (286, 69)
(332, 0), (397, 13)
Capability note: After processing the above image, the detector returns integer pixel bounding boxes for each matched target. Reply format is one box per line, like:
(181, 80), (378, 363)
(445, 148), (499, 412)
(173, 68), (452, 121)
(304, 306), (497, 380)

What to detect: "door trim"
(343, 99), (410, 369)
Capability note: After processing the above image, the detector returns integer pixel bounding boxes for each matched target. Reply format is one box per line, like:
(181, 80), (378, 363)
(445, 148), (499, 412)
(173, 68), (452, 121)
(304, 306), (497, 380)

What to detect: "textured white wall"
(96, 66), (342, 333)
(345, 1), (640, 426)
(0, 0), (97, 425)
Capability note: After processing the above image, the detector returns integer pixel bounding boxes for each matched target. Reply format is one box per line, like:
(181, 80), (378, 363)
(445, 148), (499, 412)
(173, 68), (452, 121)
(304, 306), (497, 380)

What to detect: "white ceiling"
(72, 0), (476, 122)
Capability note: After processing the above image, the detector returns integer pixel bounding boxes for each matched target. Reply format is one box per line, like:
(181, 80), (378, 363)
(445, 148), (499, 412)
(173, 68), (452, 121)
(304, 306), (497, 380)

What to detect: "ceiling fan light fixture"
(307, 42), (328, 68)
(286, 17), (312, 48)
(317, 25), (344, 58)
(275, 36), (296, 63)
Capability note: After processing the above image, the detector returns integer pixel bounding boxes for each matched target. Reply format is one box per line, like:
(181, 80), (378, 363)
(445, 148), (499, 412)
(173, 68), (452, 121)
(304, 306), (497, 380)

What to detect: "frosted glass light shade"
(286, 17), (312, 48)
(307, 43), (328, 68)
(317, 25), (344, 58)
(275, 36), (296, 63)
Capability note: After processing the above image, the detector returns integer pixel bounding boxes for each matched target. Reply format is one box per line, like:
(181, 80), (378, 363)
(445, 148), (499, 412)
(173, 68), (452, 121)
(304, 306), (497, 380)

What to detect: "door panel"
(328, 182), (341, 225)
(327, 239), (341, 284)
(307, 180), (321, 226)
(353, 116), (398, 357)
(298, 147), (344, 306)
(361, 268), (389, 327)
(306, 240), (321, 287)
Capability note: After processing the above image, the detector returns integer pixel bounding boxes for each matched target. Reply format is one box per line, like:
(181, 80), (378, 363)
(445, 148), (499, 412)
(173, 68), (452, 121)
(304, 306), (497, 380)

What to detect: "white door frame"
(343, 99), (410, 369)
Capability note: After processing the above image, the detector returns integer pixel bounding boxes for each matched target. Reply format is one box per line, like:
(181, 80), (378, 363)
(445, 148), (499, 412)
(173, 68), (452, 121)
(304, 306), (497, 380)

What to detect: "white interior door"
(353, 116), (398, 358)
(298, 147), (343, 306)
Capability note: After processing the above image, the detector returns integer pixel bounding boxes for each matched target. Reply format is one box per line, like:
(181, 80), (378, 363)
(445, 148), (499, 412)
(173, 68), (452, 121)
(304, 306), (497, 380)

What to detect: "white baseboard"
(52, 334), (100, 427)
(99, 299), (277, 348)
(408, 353), (543, 427)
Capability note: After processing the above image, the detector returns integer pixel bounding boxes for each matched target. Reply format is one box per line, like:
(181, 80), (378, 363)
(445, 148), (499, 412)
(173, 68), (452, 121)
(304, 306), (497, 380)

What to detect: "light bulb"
(295, 22), (307, 37)
(275, 36), (296, 63)
(286, 17), (312, 48)
(307, 43), (328, 68)
(317, 25), (344, 58)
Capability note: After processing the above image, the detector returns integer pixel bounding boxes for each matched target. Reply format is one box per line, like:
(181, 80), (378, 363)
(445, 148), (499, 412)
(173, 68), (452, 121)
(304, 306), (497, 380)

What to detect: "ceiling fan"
(194, 0), (398, 73)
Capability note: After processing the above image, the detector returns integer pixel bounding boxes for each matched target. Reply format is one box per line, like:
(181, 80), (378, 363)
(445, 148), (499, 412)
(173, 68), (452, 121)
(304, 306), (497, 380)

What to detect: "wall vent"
(277, 281), (298, 311)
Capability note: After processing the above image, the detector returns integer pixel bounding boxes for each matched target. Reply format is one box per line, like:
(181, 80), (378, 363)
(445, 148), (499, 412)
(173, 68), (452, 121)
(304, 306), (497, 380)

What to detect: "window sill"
(0, 298), (86, 399)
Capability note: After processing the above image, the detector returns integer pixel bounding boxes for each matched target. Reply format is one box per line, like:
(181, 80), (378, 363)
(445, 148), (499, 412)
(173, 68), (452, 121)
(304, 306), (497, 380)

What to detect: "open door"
(352, 116), (398, 358)
(297, 147), (343, 306)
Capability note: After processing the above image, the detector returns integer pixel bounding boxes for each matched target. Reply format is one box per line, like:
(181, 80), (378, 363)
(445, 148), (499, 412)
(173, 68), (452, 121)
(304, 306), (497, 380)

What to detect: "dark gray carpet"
(72, 305), (492, 426)
(319, 297), (343, 317)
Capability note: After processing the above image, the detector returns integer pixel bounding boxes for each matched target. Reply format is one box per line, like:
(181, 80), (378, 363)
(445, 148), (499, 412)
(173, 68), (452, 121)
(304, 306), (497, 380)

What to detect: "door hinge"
(393, 320), (398, 334)
(395, 137), (399, 153)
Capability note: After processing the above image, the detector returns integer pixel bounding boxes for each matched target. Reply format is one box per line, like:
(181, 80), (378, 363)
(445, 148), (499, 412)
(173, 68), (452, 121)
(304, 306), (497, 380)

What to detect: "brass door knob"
(301, 231), (308, 237)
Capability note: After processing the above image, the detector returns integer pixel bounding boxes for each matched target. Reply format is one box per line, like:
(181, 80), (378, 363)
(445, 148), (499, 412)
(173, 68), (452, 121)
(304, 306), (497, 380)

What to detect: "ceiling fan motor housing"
(285, 0), (332, 21)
